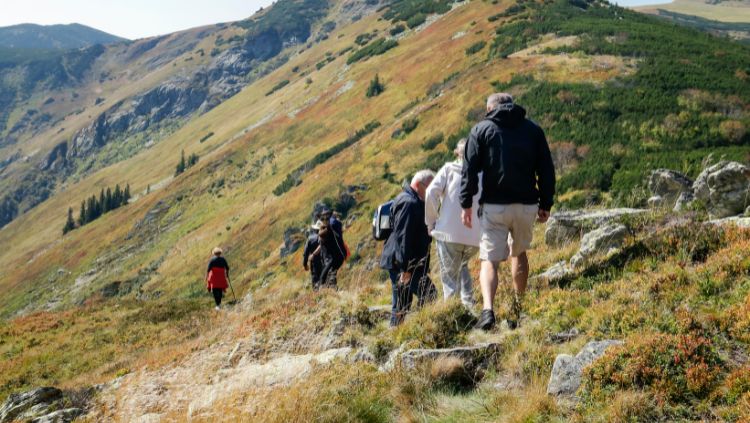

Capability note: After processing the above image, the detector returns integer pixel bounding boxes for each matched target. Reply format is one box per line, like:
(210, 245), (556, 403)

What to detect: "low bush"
(347, 38), (398, 64)
(582, 333), (724, 404)
(394, 300), (476, 349)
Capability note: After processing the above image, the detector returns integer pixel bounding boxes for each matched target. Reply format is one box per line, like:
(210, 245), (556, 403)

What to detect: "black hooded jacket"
(460, 105), (556, 211)
(379, 185), (431, 273)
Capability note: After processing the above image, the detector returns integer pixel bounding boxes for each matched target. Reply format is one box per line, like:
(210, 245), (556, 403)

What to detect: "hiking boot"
(475, 309), (495, 330)
(215, 306), (221, 311)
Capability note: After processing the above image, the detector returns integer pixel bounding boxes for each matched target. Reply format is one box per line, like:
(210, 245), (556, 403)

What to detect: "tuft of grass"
(393, 300), (476, 349)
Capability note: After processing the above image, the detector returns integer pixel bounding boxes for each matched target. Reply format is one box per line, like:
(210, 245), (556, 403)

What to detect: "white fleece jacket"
(425, 161), (482, 247)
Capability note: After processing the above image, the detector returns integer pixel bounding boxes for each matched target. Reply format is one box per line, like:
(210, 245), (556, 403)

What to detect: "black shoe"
(475, 309), (495, 331)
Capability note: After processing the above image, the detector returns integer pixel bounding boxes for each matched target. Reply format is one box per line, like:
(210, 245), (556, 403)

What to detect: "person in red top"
(206, 247), (230, 310)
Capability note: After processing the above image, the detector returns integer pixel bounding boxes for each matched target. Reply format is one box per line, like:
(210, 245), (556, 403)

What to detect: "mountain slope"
(0, 0), (749, 420)
(0, 23), (126, 49)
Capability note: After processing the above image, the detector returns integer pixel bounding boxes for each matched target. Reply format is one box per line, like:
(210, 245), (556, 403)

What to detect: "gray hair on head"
(454, 137), (468, 157)
(487, 92), (514, 111)
(411, 169), (436, 185)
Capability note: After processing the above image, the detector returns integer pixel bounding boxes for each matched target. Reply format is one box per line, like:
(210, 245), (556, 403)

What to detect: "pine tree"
(124, 184), (131, 203)
(63, 207), (76, 235)
(366, 74), (384, 98)
(99, 189), (105, 217)
(175, 150), (186, 176)
(105, 188), (113, 212)
(114, 185), (122, 208)
(78, 201), (86, 226)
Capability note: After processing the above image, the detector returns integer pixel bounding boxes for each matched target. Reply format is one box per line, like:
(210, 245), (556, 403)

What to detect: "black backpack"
(372, 200), (394, 241)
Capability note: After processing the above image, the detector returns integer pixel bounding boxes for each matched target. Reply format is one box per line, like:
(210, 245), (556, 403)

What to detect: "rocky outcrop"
(545, 208), (645, 246)
(381, 343), (501, 374)
(536, 261), (573, 284)
(547, 340), (623, 397)
(570, 223), (628, 268)
(693, 161), (750, 219)
(280, 227), (305, 258)
(709, 216), (750, 228)
(0, 387), (83, 423)
(648, 169), (693, 208)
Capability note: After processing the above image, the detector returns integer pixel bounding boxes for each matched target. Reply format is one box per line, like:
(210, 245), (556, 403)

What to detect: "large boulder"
(570, 224), (629, 268)
(545, 209), (644, 247)
(0, 387), (62, 423)
(381, 343), (501, 375)
(709, 216), (750, 228)
(547, 340), (623, 397)
(648, 169), (693, 207)
(536, 261), (573, 284)
(693, 161), (750, 219)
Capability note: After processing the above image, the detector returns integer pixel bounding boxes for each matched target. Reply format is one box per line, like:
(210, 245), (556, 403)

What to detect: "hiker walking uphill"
(312, 219), (346, 289)
(303, 221), (323, 289)
(380, 170), (438, 326)
(206, 247), (230, 310)
(425, 138), (482, 308)
(460, 93), (556, 330)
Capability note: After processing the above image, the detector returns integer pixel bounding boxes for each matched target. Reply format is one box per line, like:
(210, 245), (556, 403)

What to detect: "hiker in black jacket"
(460, 93), (556, 330)
(313, 220), (346, 289)
(380, 170), (438, 326)
(303, 221), (323, 290)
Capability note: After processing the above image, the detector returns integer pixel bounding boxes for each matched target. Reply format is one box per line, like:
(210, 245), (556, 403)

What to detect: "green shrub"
(406, 13), (427, 29)
(389, 25), (406, 36)
(366, 74), (385, 97)
(347, 38), (399, 64)
(421, 133), (444, 150)
(265, 79), (290, 96)
(582, 333), (723, 404)
(465, 40), (487, 55)
(394, 300), (476, 349)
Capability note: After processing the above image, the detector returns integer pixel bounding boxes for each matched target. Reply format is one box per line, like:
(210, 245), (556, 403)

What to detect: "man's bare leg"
(480, 260), (499, 311)
(511, 252), (529, 296)
(509, 252), (529, 327)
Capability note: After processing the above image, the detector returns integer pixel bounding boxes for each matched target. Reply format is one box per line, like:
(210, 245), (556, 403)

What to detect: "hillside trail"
(91, 289), (383, 421)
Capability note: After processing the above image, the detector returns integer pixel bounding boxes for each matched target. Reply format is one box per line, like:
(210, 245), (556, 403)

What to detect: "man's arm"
(302, 239), (312, 268)
(536, 127), (556, 216)
(460, 126), (482, 210)
(424, 166), (447, 232)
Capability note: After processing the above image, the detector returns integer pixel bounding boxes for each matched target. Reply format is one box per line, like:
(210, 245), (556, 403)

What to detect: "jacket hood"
(486, 104), (526, 128)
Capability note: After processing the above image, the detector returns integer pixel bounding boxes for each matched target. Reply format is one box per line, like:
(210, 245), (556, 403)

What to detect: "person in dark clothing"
(303, 222), (324, 289)
(206, 247), (230, 310)
(380, 170), (438, 326)
(313, 220), (346, 289)
(320, 209), (343, 238)
(460, 93), (556, 330)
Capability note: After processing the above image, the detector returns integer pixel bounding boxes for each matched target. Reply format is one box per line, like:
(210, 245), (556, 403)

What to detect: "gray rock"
(549, 328), (580, 344)
(570, 224), (628, 268)
(648, 169), (693, 206)
(547, 340), (623, 397)
(536, 261), (573, 283)
(545, 208), (645, 246)
(280, 227), (304, 258)
(647, 195), (664, 209)
(351, 349), (376, 363)
(399, 343), (501, 371)
(367, 305), (392, 321)
(0, 387), (62, 423)
(30, 408), (83, 423)
(709, 216), (750, 228)
(693, 161), (750, 219)
(673, 191), (695, 212)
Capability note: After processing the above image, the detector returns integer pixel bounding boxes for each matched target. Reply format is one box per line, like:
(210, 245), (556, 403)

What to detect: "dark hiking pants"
(212, 288), (224, 306)
(390, 258), (437, 326)
(320, 257), (343, 289)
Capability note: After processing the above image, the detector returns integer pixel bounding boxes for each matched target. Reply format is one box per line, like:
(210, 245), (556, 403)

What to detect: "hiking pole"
(227, 275), (237, 303)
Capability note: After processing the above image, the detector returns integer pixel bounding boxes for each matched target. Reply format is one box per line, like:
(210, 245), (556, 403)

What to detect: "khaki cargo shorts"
(479, 203), (538, 262)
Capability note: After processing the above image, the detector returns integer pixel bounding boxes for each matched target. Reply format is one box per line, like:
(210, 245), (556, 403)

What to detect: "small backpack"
(372, 200), (394, 241)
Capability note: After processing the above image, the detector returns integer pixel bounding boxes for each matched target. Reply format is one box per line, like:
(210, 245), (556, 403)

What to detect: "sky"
(0, 0), (277, 40)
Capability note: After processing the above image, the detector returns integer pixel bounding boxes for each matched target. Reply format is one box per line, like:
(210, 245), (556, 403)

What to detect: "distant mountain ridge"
(0, 23), (126, 49)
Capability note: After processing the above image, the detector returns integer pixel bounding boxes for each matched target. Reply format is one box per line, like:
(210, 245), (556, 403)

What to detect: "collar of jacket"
(485, 104), (526, 128)
(404, 185), (420, 201)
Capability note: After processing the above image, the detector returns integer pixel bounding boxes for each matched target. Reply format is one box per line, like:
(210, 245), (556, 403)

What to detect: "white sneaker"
(215, 306), (220, 311)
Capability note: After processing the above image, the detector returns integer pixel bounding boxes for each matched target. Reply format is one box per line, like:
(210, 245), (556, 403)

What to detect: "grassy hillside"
(0, 0), (749, 420)
(635, 0), (750, 23)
